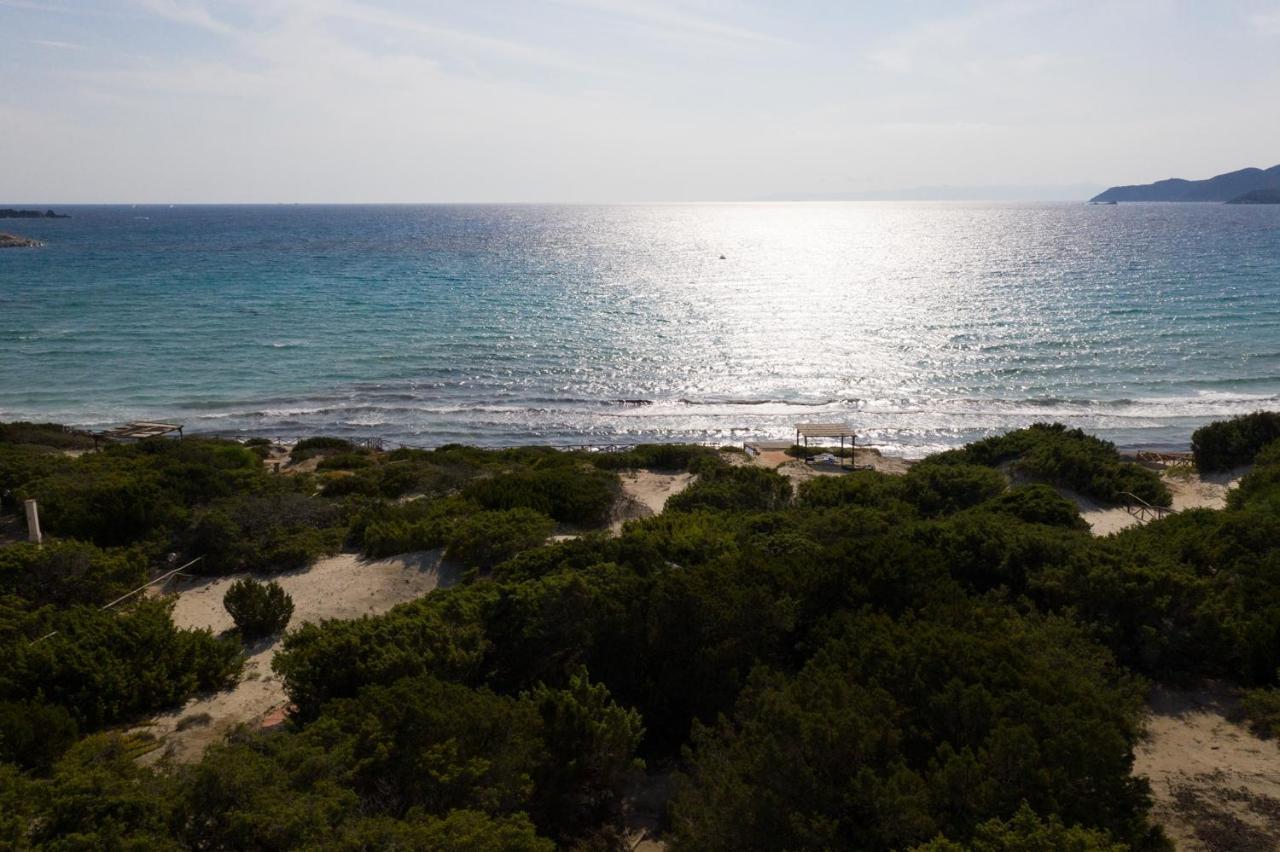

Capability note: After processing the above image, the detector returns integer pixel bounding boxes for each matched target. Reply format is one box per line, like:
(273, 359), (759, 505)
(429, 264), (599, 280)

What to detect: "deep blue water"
(2, 202), (1279, 455)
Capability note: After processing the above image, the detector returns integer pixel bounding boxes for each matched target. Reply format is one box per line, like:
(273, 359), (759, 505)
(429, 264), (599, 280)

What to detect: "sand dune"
(1071, 465), (1249, 537)
(137, 551), (457, 763)
(1137, 685), (1280, 851)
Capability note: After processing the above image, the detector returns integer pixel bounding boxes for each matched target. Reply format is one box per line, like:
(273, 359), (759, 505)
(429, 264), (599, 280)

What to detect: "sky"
(2, 0), (1279, 202)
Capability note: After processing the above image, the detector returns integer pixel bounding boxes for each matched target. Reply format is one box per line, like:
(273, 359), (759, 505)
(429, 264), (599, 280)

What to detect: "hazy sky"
(2, 0), (1279, 202)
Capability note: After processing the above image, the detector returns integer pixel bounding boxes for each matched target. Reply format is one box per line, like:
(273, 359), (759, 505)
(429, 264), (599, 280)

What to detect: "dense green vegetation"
(4, 419), (1280, 848)
(223, 578), (294, 640)
(931, 422), (1171, 506)
(1191, 411), (1280, 472)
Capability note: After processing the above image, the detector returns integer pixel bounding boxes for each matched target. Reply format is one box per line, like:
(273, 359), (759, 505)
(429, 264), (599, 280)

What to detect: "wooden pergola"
(93, 421), (184, 449)
(794, 422), (856, 470)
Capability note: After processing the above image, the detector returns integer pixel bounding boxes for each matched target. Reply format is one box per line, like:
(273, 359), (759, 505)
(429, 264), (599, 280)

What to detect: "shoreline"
(68, 423), (1202, 463)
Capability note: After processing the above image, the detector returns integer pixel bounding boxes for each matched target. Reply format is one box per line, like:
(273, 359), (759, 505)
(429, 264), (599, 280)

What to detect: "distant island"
(0, 208), (69, 219)
(0, 232), (42, 248)
(1091, 164), (1280, 203)
(1227, 188), (1280, 205)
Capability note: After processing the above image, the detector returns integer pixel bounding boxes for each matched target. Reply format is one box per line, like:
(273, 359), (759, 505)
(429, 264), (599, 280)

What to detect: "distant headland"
(1091, 164), (1280, 203)
(1227, 188), (1280, 205)
(0, 208), (69, 219)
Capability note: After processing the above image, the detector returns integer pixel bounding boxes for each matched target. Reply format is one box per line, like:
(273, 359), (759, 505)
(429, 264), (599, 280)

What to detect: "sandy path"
(1137, 685), (1280, 851)
(138, 551), (457, 763)
(1070, 466), (1250, 537)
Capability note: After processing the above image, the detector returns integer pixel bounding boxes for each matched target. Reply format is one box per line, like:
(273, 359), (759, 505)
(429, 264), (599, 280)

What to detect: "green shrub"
(527, 668), (645, 836)
(934, 423), (1169, 506)
(290, 436), (355, 462)
(445, 509), (556, 569)
(0, 540), (148, 608)
(317, 452), (375, 471)
(223, 578), (295, 640)
(184, 491), (345, 574)
(903, 462), (1006, 517)
(17, 438), (265, 548)
(589, 444), (717, 471)
(273, 584), (497, 719)
(669, 605), (1149, 850)
(666, 463), (791, 513)
(0, 444), (73, 504)
(463, 466), (620, 527)
(911, 803), (1128, 851)
(1192, 412), (1280, 472)
(3, 598), (242, 730)
(797, 469), (910, 510)
(355, 496), (477, 558)
(1242, 686), (1280, 739)
(785, 443), (853, 458)
(0, 421), (94, 450)
(0, 700), (78, 771)
(981, 484), (1089, 530)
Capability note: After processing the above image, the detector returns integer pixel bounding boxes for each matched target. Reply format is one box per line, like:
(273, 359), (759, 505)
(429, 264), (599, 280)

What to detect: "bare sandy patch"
(1059, 487), (1144, 537)
(137, 550), (457, 763)
(747, 445), (912, 486)
(1069, 466), (1250, 537)
(611, 470), (695, 533)
(1164, 465), (1250, 512)
(1137, 684), (1280, 851)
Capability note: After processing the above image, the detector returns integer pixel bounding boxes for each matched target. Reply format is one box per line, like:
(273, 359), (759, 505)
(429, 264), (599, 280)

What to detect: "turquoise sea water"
(2, 203), (1279, 455)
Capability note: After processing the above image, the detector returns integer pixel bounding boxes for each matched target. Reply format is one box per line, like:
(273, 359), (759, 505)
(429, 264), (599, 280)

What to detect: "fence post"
(24, 499), (42, 545)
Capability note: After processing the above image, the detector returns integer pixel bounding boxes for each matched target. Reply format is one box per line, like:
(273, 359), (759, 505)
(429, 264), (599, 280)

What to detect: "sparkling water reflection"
(2, 202), (1278, 454)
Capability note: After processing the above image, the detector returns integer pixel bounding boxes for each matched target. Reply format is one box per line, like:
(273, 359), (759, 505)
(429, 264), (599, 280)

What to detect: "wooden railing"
(1118, 492), (1175, 523)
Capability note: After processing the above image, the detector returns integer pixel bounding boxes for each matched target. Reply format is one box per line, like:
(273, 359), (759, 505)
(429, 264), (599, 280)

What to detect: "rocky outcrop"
(0, 208), (69, 219)
(0, 233), (43, 248)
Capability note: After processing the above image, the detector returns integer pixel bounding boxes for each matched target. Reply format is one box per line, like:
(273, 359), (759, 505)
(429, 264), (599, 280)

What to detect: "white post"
(24, 499), (42, 545)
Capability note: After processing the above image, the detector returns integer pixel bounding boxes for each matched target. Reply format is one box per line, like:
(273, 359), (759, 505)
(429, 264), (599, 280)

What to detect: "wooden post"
(24, 499), (42, 545)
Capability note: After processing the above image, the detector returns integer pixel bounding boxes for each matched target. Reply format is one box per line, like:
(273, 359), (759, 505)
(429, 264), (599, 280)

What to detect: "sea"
(2, 202), (1279, 457)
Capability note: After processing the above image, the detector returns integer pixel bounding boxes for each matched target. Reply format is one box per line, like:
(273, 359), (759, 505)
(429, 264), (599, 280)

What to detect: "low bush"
(184, 490), (346, 574)
(933, 423), (1170, 507)
(0, 444), (72, 506)
(902, 462), (1007, 517)
(1242, 686), (1280, 739)
(2, 598), (242, 730)
(589, 444), (718, 471)
(290, 436), (355, 462)
(223, 578), (295, 640)
(912, 803), (1129, 851)
(785, 444), (853, 458)
(463, 466), (620, 527)
(666, 462), (791, 513)
(0, 422), (94, 450)
(798, 469), (910, 511)
(0, 700), (78, 771)
(317, 452), (375, 471)
(445, 509), (556, 570)
(356, 496), (476, 558)
(0, 540), (148, 608)
(1192, 412), (1280, 472)
(977, 484), (1087, 530)
(16, 438), (265, 548)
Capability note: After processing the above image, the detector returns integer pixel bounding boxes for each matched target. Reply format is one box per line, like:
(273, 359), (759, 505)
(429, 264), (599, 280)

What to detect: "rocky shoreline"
(0, 232), (43, 248)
